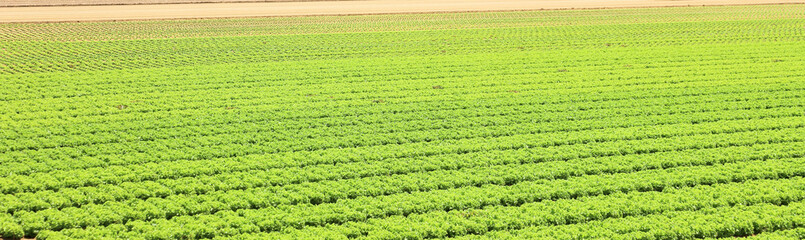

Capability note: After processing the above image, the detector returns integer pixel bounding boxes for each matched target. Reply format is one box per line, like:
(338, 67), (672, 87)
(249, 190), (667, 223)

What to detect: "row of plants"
(2, 107), (802, 195)
(28, 159), (805, 239)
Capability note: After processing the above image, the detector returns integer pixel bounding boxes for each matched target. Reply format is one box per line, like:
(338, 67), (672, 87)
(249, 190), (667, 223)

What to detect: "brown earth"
(0, 0), (346, 7)
(0, 0), (803, 23)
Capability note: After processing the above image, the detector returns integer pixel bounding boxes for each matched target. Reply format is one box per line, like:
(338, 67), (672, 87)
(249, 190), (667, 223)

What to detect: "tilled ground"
(0, 0), (803, 23)
(0, 0), (340, 7)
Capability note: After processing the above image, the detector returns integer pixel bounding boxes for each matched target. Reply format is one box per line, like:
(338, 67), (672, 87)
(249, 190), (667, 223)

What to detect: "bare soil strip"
(0, 0), (344, 8)
(1, 0), (803, 23)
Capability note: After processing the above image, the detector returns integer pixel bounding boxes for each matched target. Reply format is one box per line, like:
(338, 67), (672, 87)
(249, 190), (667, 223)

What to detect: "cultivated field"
(1, 4), (805, 240)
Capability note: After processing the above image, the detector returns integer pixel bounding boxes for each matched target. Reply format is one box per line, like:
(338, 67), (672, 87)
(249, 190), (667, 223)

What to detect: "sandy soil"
(1, 0), (803, 23)
(0, 0), (341, 8)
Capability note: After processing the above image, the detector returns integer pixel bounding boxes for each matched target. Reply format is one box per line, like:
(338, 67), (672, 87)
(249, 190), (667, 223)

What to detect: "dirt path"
(0, 0), (341, 8)
(1, 0), (803, 23)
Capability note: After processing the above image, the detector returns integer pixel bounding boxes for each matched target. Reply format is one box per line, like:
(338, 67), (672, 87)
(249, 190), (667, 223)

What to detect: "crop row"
(4, 104), (799, 183)
(2, 88), (800, 170)
(446, 201), (805, 240)
(1, 41), (797, 103)
(5, 56), (800, 128)
(3, 82), (800, 155)
(24, 157), (805, 239)
(6, 80), (799, 162)
(2, 42), (798, 103)
(1, 119), (802, 216)
(3, 127), (803, 214)
(731, 228), (805, 239)
(0, 131), (803, 236)
(2, 18), (803, 74)
(2, 104), (802, 195)
(4, 71), (799, 143)
(4, 138), (803, 235)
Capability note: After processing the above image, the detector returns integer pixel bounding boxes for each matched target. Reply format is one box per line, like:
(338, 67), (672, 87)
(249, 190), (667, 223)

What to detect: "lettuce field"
(1, 4), (805, 240)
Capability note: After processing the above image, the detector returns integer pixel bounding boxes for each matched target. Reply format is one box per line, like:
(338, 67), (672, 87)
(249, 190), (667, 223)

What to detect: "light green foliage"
(0, 4), (804, 240)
